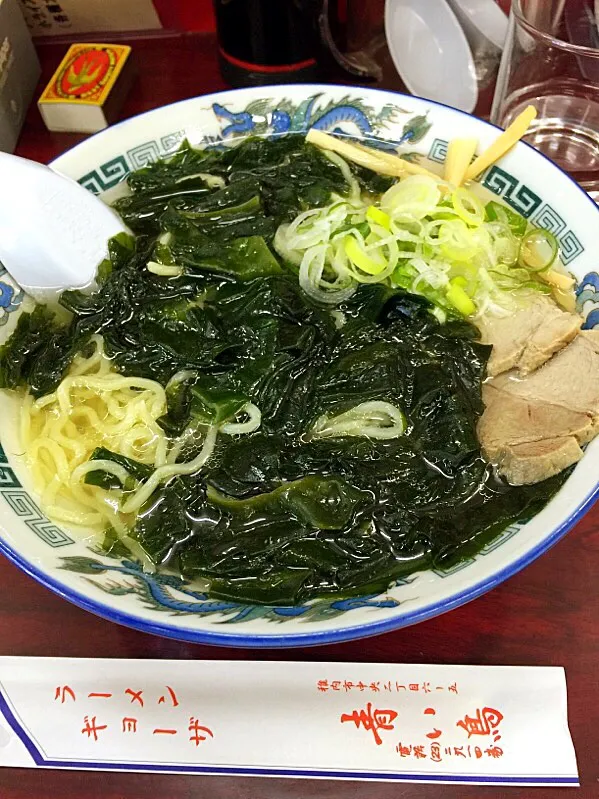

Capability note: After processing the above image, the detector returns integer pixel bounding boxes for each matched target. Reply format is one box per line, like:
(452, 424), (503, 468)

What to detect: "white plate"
(385, 0), (478, 113)
(446, 0), (509, 50)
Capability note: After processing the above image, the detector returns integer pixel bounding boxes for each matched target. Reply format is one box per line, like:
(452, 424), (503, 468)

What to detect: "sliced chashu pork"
(478, 330), (599, 485)
(476, 295), (581, 377)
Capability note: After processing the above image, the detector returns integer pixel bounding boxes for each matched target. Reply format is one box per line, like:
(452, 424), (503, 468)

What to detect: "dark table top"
(2, 31), (598, 799)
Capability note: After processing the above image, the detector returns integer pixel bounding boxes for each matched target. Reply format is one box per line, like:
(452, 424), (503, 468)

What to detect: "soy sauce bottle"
(213, 0), (322, 86)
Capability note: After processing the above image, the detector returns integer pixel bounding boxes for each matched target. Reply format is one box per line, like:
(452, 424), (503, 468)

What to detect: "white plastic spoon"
(0, 151), (127, 298)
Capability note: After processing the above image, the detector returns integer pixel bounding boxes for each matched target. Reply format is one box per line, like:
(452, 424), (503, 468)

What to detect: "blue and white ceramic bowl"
(1, 85), (599, 647)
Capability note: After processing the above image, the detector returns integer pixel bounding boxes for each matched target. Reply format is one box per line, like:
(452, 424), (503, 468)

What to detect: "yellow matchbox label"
(39, 43), (131, 107)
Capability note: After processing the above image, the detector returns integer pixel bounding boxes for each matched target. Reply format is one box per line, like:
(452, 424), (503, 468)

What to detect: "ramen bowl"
(1, 84), (598, 647)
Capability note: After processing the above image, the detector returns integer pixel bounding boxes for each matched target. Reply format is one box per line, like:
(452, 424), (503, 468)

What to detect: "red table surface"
(3, 32), (599, 799)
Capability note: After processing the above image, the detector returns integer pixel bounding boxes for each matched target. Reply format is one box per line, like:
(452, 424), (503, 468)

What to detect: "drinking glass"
(491, 0), (599, 198)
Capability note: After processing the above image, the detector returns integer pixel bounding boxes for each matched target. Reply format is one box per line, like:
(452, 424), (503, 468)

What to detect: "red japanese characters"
(54, 684), (214, 745)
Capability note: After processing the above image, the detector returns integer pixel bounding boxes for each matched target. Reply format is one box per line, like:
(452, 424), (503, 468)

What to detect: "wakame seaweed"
(0, 136), (568, 605)
(112, 135), (382, 236)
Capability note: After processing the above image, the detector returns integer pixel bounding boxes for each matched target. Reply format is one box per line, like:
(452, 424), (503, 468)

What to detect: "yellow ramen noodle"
(19, 335), (218, 569)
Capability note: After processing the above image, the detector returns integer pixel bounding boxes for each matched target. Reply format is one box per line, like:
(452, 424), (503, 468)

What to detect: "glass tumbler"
(491, 0), (599, 198)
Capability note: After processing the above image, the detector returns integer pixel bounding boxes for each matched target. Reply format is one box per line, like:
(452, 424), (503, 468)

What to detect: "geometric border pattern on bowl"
(0, 445), (74, 548)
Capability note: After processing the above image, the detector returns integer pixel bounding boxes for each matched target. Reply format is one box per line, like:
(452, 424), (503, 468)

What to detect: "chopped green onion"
(344, 235), (386, 275)
(274, 177), (571, 319)
(446, 278), (476, 316)
(311, 401), (406, 440)
(438, 220), (478, 262)
(322, 150), (361, 203)
(485, 201), (527, 237)
(381, 175), (442, 220)
(452, 188), (484, 227)
(518, 229), (558, 272)
(366, 205), (391, 230)
(452, 275), (468, 288)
